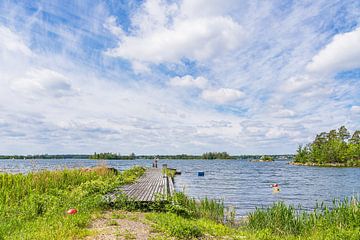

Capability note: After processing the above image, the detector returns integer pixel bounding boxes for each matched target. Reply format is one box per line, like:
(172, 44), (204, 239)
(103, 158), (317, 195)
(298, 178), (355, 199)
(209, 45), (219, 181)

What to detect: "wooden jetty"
(106, 166), (175, 202)
(121, 168), (174, 201)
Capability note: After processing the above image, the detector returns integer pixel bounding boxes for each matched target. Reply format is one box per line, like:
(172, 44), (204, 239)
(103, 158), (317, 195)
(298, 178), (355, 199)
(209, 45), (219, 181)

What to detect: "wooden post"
(162, 164), (167, 176)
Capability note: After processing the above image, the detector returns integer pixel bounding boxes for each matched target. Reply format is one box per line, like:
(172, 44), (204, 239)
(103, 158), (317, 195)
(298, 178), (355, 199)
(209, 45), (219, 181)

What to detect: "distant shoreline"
(0, 154), (294, 160)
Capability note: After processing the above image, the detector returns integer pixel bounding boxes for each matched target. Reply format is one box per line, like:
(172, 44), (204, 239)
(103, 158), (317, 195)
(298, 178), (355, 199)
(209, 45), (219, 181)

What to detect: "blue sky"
(0, 0), (359, 155)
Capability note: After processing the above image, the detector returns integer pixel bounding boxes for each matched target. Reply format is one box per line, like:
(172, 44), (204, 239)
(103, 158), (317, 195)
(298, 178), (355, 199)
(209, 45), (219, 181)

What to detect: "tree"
(350, 130), (360, 144)
(294, 126), (360, 166)
(338, 126), (350, 142)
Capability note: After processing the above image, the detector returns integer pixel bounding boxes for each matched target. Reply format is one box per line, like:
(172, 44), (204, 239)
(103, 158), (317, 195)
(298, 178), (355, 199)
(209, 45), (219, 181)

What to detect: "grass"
(0, 165), (145, 239)
(247, 197), (360, 238)
(146, 212), (246, 239)
(112, 190), (230, 224)
(143, 197), (360, 239)
(162, 168), (176, 178)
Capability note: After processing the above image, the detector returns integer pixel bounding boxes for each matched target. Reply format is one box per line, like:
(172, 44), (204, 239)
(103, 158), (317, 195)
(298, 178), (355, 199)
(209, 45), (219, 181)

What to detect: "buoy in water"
(67, 208), (78, 215)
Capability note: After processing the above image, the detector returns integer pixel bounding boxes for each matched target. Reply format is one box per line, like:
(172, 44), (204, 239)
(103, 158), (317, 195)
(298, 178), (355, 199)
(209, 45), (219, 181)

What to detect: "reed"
(247, 197), (360, 238)
(164, 191), (226, 223)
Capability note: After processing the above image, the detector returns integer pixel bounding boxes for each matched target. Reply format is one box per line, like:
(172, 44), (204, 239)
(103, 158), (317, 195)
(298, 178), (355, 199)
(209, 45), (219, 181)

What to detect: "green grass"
(145, 197), (360, 240)
(246, 197), (360, 239)
(167, 192), (228, 223)
(161, 168), (176, 178)
(0, 165), (145, 239)
(112, 190), (229, 224)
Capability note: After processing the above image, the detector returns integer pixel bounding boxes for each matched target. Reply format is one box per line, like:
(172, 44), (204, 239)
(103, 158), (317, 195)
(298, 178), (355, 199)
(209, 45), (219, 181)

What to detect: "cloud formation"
(307, 27), (360, 74)
(11, 68), (74, 97)
(0, 0), (359, 155)
(105, 0), (244, 69)
(201, 88), (244, 104)
(169, 75), (208, 89)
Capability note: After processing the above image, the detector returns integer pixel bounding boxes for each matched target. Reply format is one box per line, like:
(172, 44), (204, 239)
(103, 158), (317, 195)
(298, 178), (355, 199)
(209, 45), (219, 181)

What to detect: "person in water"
(272, 183), (280, 193)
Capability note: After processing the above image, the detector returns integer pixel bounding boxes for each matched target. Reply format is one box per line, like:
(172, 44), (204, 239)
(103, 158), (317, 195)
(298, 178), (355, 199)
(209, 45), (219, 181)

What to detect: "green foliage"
(294, 126), (360, 166)
(0, 166), (145, 239)
(202, 151), (231, 159)
(260, 155), (274, 161)
(161, 168), (176, 178)
(89, 152), (136, 160)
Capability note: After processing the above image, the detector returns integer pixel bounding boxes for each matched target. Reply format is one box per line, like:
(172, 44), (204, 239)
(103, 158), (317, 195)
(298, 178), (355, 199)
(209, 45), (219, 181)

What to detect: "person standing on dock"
(153, 157), (158, 168)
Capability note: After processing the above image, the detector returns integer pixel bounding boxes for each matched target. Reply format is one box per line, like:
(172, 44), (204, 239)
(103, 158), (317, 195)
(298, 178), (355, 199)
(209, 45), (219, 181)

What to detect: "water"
(1, 158), (359, 216)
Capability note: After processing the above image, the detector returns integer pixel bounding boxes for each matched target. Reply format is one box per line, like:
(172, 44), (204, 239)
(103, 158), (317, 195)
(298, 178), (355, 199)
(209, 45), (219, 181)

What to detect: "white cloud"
(280, 75), (317, 93)
(131, 61), (151, 74)
(180, 0), (238, 18)
(201, 88), (244, 104)
(0, 26), (31, 56)
(105, 0), (244, 69)
(272, 108), (296, 118)
(351, 105), (360, 114)
(11, 68), (74, 97)
(265, 127), (301, 139)
(306, 27), (360, 74)
(168, 75), (207, 89)
(103, 16), (125, 39)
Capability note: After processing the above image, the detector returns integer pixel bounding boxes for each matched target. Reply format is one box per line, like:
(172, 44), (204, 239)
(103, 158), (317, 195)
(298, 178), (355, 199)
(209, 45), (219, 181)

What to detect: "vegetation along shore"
(1, 165), (359, 239)
(0, 153), (294, 161)
(294, 126), (360, 167)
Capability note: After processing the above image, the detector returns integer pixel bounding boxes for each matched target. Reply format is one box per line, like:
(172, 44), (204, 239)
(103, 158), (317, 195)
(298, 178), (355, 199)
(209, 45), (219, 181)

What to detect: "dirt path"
(85, 211), (166, 240)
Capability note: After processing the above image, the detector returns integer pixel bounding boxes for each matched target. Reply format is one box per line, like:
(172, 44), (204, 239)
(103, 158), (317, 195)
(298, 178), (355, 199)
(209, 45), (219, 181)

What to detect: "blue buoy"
(198, 171), (205, 177)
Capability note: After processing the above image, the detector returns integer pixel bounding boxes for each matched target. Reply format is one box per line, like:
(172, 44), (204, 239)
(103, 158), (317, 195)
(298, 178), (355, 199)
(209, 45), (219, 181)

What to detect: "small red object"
(272, 184), (279, 188)
(67, 208), (78, 215)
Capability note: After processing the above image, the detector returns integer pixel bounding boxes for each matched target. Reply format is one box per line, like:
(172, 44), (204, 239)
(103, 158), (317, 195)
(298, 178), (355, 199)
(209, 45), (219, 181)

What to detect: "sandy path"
(85, 211), (165, 240)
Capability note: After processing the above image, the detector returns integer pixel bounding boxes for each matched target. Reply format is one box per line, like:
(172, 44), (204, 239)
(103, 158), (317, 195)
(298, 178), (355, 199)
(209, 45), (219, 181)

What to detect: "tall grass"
(112, 190), (228, 223)
(0, 166), (145, 239)
(247, 197), (360, 238)
(168, 192), (226, 223)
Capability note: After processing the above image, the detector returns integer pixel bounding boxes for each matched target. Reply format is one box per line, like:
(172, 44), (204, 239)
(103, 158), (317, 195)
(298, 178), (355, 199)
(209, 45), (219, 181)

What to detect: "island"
(292, 126), (360, 167)
(251, 155), (274, 162)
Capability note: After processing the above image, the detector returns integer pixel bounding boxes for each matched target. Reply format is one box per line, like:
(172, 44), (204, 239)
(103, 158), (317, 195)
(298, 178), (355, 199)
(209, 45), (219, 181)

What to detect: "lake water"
(1, 159), (359, 216)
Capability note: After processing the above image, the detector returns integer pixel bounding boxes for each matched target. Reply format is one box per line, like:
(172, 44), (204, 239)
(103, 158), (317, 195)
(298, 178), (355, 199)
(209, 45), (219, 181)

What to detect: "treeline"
(294, 126), (360, 166)
(202, 152), (232, 159)
(260, 155), (274, 161)
(0, 153), (294, 160)
(90, 152), (234, 160)
(0, 154), (89, 159)
(89, 152), (136, 160)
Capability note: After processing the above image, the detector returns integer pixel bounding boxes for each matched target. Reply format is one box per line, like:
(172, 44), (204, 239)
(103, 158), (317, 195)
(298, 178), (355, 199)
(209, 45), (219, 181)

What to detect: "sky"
(0, 0), (359, 155)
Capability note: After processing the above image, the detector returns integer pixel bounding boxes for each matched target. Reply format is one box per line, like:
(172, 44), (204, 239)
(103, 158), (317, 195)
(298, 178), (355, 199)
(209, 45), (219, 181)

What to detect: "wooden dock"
(106, 167), (175, 202)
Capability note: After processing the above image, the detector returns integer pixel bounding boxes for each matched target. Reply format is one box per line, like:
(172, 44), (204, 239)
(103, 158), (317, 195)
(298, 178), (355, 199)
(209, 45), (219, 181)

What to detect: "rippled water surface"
(1, 159), (359, 216)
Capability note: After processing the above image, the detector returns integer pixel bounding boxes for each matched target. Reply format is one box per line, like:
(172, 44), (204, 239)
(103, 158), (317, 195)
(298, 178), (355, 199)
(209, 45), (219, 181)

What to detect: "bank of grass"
(0, 165), (145, 239)
(247, 198), (360, 239)
(143, 196), (360, 239)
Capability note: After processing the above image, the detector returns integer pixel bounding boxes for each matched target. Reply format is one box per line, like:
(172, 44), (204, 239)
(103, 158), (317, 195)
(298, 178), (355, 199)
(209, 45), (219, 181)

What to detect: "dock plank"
(118, 168), (175, 202)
